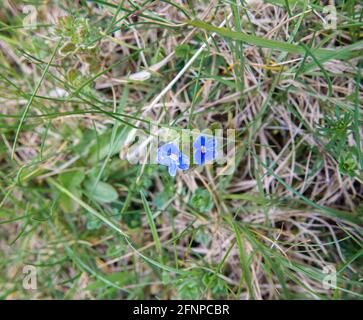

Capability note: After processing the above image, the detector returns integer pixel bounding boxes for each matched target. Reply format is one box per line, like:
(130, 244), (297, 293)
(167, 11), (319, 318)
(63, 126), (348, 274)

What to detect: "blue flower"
(157, 143), (189, 176)
(193, 135), (217, 165)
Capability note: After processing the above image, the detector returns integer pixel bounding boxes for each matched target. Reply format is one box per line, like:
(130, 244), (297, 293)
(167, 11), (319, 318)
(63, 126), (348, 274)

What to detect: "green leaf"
(58, 170), (85, 213)
(339, 152), (357, 177)
(59, 170), (85, 188)
(59, 41), (76, 56)
(175, 44), (193, 58)
(189, 188), (213, 213)
(84, 179), (118, 203)
(177, 278), (202, 299)
(59, 190), (82, 213)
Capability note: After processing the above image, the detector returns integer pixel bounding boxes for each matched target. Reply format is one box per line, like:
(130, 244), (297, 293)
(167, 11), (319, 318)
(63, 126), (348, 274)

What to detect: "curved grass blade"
(11, 38), (62, 160)
(188, 19), (363, 61)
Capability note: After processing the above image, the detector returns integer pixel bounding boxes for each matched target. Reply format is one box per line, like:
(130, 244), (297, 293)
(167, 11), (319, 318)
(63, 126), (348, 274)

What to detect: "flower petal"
(157, 147), (171, 166)
(163, 142), (180, 156)
(168, 162), (177, 177)
(206, 137), (217, 151)
(205, 148), (216, 162)
(178, 152), (190, 170)
(193, 135), (205, 150)
(193, 149), (204, 165)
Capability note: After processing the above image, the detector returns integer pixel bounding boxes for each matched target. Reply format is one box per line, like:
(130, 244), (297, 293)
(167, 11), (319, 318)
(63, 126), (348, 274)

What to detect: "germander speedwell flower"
(157, 143), (189, 177)
(193, 135), (217, 165)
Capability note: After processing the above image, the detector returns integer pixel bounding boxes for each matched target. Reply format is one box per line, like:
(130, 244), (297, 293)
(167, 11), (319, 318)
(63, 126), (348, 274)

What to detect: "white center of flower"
(201, 146), (207, 153)
(170, 153), (178, 161)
